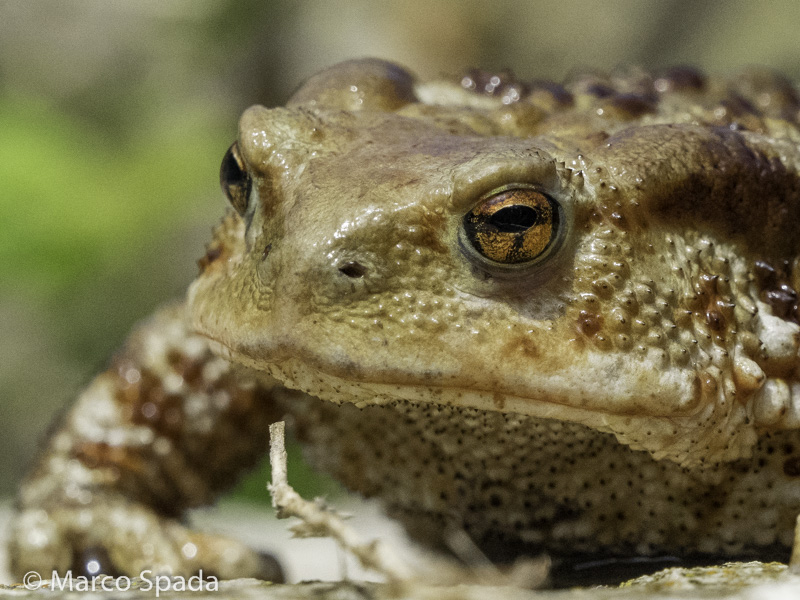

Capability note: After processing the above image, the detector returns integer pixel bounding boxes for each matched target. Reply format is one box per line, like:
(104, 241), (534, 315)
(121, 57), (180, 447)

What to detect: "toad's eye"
(220, 142), (251, 216)
(461, 185), (560, 266)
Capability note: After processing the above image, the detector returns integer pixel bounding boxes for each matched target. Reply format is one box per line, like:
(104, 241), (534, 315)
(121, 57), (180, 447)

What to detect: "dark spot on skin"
(765, 285), (798, 319)
(653, 66), (707, 93)
(705, 309), (725, 331)
(197, 246), (222, 273)
(338, 261), (368, 278)
(754, 260), (800, 324)
(529, 80), (574, 108)
(166, 349), (205, 387)
(712, 96), (762, 130)
(732, 68), (800, 119)
(493, 392), (506, 410)
(129, 379), (186, 438)
(604, 94), (656, 118)
(564, 72), (614, 98)
(585, 83), (615, 98)
(73, 442), (144, 475)
(262, 243), (272, 261)
(754, 260), (778, 289)
(688, 273), (735, 335)
(609, 211), (627, 228)
(310, 127), (325, 143)
(720, 95), (759, 116)
(577, 310), (603, 337)
(783, 456), (800, 477)
(699, 273), (719, 293)
(505, 335), (540, 360)
(114, 352), (226, 443)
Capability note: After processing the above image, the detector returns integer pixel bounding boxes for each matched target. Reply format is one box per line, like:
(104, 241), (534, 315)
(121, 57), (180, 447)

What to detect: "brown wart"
(653, 66), (707, 93)
(697, 274), (736, 335)
(731, 68), (800, 120)
(596, 93), (657, 120)
(754, 260), (800, 324)
(783, 456), (800, 477)
(577, 310), (604, 338)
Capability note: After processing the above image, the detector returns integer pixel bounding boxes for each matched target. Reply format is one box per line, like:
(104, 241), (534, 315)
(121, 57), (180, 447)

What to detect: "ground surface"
(0, 499), (417, 585)
(3, 501), (800, 598)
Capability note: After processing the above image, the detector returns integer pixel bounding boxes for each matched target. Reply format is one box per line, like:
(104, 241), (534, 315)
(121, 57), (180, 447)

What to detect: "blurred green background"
(2, 0), (800, 502)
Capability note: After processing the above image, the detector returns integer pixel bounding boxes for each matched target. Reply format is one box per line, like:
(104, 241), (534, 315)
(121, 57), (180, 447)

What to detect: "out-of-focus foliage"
(2, 0), (800, 500)
(0, 96), (221, 296)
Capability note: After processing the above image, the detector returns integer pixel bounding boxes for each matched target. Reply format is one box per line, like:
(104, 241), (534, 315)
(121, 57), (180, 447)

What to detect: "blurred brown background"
(2, 0), (800, 500)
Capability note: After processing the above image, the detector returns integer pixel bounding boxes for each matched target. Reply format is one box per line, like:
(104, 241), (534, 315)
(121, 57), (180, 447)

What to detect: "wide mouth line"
(200, 334), (683, 421)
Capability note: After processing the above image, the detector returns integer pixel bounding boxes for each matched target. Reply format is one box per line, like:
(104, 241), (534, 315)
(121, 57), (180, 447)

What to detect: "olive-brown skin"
(10, 59), (800, 580)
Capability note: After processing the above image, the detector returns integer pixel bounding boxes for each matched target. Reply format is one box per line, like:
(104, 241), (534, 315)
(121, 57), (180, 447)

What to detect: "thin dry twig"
(268, 421), (414, 585)
(267, 421), (548, 591)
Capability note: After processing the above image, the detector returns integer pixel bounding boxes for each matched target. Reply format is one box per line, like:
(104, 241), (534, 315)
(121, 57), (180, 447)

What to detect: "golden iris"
(463, 187), (557, 264)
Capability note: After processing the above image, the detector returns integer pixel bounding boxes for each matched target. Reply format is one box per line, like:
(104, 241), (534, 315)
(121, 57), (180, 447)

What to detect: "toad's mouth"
(203, 335), (696, 434)
(205, 335), (600, 417)
(202, 332), (760, 467)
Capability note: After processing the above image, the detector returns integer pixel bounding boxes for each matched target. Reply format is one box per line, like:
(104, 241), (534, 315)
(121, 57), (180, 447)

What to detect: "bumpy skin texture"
(11, 59), (800, 578)
(10, 306), (284, 579)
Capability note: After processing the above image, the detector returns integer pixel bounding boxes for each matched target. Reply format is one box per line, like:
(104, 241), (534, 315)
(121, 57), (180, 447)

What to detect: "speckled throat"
(278, 387), (800, 565)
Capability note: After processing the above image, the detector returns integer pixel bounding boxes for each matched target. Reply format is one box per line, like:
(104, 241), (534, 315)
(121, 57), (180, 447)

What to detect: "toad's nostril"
(338, 261), (368, 278)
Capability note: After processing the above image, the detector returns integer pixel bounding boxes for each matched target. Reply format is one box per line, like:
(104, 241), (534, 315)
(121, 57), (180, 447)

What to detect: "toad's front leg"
(9, 304), (284, 580)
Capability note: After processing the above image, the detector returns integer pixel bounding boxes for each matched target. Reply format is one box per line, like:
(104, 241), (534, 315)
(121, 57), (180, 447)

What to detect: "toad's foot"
(10, 496), (282, 580)
(9, 304), (285, 581)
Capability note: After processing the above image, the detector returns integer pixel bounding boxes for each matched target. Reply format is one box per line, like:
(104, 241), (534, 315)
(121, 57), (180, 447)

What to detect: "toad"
(10, 59), (800, 581)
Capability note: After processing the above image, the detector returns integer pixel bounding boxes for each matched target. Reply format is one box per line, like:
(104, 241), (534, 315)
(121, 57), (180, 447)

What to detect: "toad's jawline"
(202, 335), (700, 427)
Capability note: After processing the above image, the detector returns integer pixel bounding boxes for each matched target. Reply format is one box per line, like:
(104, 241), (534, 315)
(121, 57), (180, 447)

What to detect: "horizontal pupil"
(486, 204), (540, 232)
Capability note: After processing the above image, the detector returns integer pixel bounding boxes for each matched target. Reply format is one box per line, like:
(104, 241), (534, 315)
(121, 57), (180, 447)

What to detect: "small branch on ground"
(268, 421), (413, 586)
(267, 421), (548, 591)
